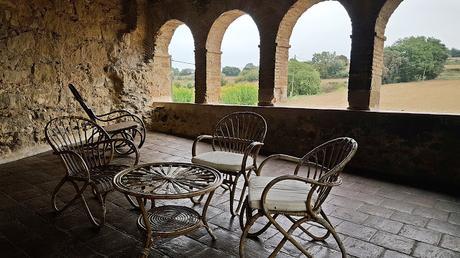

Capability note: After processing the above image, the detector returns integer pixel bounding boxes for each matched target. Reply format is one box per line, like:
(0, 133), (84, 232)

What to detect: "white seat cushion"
(248, 176), (316, 212)
(192, 151), (253, 172)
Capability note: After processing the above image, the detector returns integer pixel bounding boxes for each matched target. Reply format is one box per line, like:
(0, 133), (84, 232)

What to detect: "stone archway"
(151, 19), (194, 102)
(205, 9), (254, 103)
(274, 0), (322, 103)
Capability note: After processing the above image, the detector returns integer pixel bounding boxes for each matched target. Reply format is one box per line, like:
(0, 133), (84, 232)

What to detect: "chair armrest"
(109, 138), (140, 166)
(241, 141), (264, 171)
(55, 150), (90, 179)
(95, 110), (145, 129)
(256, 154), (301, 176)
(192, 135), (213, 157)
(260, 175), (341, 214)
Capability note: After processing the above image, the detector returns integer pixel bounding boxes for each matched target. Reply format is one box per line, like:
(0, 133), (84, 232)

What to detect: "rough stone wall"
(0, 0), (157, 161)
(151, 103), (460, 193)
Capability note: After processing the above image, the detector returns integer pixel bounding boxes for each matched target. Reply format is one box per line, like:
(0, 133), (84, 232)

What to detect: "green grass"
(172, 86), (194, 103)
(220, 83), (258, 105)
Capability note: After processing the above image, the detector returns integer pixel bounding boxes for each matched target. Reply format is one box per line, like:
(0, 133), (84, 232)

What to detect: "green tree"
(172, 67), (180, 76)
(179, 68), (194, 76)
(451, 48), (460, 57)
(237, 64), (259, 82)
(288, 59), (321, 96)
(311, 51), (348, 79)
(383, 36), (449, 83)
(222, 66), (241, 76)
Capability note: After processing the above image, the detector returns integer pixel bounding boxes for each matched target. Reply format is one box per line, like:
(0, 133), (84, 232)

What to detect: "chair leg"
(269, 216), (313, 258)
(315, 216), (347, 258)
(239, 197), (277, 237)
(229, 174), (240, 216)
(52, 178), (85, 213)
(80, 185), (110, 228)
(239, 211), (263, 258)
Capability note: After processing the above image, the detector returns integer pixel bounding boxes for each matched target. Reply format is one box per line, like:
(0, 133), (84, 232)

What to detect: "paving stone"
(427, 219), (460, 236)
(342, 237), (385, 258)
(381, 199), (417, 213)
(332, 207), (369, 224)
(413, 206), (449, 221)
(435, 200), (460, 213)
(381, 250), (413, 258)
(352, 192), (385, 205)
(440, 234), (460, 252)
(390, 211), (429, 227)
(358, 203), (395, 218)
(369, 231), (415, 254)
(327, 195), (364, 209)
(336, 221), (377, 241)
(413, 242), (460, 258)
(448, 213), (460, 225)
(399, 224), (441, 245)
(363, 215), (404, 234)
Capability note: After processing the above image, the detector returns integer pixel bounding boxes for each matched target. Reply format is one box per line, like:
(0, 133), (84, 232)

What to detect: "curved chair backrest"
(45, 116), (113, 174)
(212, 112), (267, 154)
(68, 84), (98, 121)
(295, 137), (358, 211)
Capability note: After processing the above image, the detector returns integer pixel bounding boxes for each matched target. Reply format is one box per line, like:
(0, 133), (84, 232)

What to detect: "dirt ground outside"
(279, 79), (460, 114)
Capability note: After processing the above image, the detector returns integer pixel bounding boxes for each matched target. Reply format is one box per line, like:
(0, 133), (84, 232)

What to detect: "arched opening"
(275, 0), (351, 109)
(152, 20), (195, 103)
(206, 10), (260, 105)
(377, 0), (460, 113)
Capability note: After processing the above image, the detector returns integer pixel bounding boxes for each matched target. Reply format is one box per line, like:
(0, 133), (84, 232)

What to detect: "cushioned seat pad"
(248, 176), (316, 212)
(192, 151), (253, 172)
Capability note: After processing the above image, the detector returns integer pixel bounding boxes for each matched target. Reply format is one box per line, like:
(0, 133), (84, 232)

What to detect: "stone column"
(194, 45), (207, 104)
(274, 43), (290, 103)
(205, 49), (222, 103)
(152, 54), (173, 101)
(348, 25), (381, 110)
(258, 41), (276, 106)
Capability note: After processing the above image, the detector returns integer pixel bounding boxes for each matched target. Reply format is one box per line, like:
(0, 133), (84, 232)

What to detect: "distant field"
(280, 79), (460, 113)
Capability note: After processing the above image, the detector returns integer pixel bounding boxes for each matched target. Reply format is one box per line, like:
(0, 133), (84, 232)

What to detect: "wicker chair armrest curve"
(109, 138), (140, 166)
(241, 141), (264, 172)
(95, 110), (145, 128)
(256, 154), (302, 176)
(192, 135), (213, 157)
(55, 150), (91, 179)
(260, 175), (340, 215)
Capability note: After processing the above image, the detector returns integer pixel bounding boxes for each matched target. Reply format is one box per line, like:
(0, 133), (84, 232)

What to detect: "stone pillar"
(194, 45), (207, 104)
(348, 25), (380, 110)
(152, 54), (173, 101)
(258, 41), (276, 106)
(205, 50), (222, 103)
(274, 43), (290, 103)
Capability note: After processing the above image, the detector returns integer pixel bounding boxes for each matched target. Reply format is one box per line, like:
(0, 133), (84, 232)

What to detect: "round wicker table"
(113, 162), (222, 257)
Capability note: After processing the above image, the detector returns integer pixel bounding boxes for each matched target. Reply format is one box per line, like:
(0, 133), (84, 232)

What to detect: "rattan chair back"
(295, 137), (357, 211)
(212, 112), (267, 155)
(45, 116), (113, 175)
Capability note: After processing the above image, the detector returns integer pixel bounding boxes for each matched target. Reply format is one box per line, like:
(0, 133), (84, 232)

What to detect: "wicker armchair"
(45, 116), (140, 227)
(68, 83), (146, 155)
(239, 137), (358, 257)
(192, 112), (267, 216)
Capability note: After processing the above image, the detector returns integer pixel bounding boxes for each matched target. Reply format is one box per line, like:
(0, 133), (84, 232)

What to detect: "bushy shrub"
(237, 67), (259, 82)
(220, 83), (258, 105)
(172, 85), (194, 103)
(288, 59), (321, 96)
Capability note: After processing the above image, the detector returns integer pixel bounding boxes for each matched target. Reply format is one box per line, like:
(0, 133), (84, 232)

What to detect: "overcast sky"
(169, 0), (460, 70)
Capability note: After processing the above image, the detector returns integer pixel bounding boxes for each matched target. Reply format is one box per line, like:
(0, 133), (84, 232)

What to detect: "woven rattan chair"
(69, 83), (146, 155)
(45, 116), (140, 227)
(192, 112), (267, 216)
(239, 137), (358, 257)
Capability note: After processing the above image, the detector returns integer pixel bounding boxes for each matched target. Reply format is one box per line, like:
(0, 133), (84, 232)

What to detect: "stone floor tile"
(332, 207), (369, 224)
(336, 221), (377, 241)
(382, 250), (413, 258)
(440, 234), (460, 253)
(342, 237), (385, 258)
(412, 206), (449, 221)
(399, 224), (441, 245)
(327, 195), (364, 209)
(381, 199), (417, 213)
(413, 242), (460, 258)
(369, 231), (415, 254)
(426, 219), (460, 236)
(448, 213), (460, 225)
(435, 200), (460, 213)
(358, 203), (395, 218)
(390, 211), (430, 227)
(363, 215), (404, 234)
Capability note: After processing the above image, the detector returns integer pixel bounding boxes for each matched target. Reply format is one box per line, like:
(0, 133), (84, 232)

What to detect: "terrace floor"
(0, 132), (459, 258)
